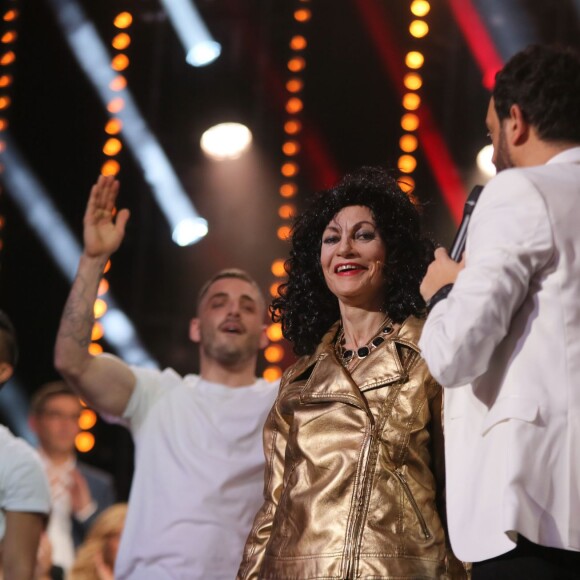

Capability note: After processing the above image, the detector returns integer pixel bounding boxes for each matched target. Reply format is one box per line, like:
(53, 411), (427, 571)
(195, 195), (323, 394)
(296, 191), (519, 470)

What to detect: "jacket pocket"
(392, 468), (432, 540)
(481, 396), (539, 436)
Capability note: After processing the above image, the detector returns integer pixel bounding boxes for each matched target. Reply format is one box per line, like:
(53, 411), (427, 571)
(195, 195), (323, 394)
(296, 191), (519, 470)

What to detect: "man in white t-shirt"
(53, 176), (280, 579)
(0, 311), (52, 579)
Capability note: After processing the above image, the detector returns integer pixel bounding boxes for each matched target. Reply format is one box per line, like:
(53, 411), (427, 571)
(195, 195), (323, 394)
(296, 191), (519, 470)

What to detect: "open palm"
(84, 174), (130, 258)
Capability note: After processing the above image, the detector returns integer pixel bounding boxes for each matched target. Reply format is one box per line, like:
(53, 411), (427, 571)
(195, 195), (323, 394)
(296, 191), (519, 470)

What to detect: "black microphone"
(449, 185), (484, 262)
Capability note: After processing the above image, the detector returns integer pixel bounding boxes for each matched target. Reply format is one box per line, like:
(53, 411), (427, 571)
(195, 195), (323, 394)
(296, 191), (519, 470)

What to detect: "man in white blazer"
(419, 44), (580, 579)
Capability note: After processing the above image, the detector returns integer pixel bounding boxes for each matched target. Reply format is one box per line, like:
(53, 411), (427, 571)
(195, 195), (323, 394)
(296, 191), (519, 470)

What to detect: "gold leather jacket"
(238, 316), (465, 579)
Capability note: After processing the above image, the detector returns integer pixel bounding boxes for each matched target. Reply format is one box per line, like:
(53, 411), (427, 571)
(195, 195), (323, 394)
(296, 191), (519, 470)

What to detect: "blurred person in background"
(29, 382), (115, 573)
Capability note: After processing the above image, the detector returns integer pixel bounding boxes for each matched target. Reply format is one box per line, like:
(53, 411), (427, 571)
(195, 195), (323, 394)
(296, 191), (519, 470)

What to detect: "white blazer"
(419, 147), (580, 562)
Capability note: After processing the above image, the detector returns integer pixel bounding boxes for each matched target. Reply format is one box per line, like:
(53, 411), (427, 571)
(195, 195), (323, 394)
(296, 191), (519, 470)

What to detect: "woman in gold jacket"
(238, 167), (465, 579)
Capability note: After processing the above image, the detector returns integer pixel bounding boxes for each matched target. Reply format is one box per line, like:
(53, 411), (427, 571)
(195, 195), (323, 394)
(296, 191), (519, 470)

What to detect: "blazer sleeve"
(419, 170), (554, 388)
(237, 382), (290, 580)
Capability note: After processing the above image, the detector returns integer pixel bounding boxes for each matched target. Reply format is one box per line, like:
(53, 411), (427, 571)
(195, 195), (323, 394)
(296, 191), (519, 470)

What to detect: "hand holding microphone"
(421, 184), (483, 309)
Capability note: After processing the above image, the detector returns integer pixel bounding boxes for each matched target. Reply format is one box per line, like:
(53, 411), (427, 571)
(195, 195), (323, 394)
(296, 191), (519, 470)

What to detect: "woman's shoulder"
(395, 314), (426, 349)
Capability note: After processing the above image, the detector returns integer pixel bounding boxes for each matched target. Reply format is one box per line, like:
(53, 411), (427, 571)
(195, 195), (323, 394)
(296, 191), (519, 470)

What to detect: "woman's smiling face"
(320, 205), (387, 308)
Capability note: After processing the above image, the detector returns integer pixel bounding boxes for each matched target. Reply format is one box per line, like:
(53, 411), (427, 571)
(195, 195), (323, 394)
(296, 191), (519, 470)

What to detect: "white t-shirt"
(0, 425), (51, 539)
(114, 368), (279, 580)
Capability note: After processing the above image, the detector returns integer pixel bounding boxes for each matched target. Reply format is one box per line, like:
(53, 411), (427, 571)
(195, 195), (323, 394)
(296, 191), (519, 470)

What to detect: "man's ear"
(0, 362), (13, 386)
(189, 318), (201, 343)
(259, 324), (269, 350)
(508, 103), (530, 145)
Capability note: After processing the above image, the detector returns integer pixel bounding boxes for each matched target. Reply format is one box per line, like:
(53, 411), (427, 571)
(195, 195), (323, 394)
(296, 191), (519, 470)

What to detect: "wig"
(272, 166), (434, 356)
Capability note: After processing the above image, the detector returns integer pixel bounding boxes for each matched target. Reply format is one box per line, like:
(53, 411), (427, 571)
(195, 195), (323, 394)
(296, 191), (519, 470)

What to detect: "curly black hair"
(493, 44), (580, 143)
(271, 167), (434, 356)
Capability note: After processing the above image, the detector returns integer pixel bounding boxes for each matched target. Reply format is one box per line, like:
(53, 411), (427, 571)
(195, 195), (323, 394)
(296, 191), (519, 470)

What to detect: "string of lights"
(0, 3), (19, 271)
(398, 0), (431, 198)
(262, 0), (311, 382)
(76, 6), (135, 455)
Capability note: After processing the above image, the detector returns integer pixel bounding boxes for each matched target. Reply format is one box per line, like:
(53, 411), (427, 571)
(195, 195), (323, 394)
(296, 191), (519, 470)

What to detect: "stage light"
(279, 183), (297, 198)
(79, 409), (97, 430)
(281, 162), (298, 177)
(101, 159), (120, 176)
(47, 0), (208, 246)
(0, 75), (11, 87)
(1, 31), (17, 44)
(290, 35), (307, 50)
(398, 154), (417, 173)
(402, 92), (421, 111)
(285, 97), (303, 114)
(114, 12), (133, 29)
(3, 10), (18, 22)
(156, 0), (221, 67)
(288, 57), (306, 72)
(294, 9), (311, 22)
(399, 134), (418, 152)
(97, 279), (109, 295)
(171, 217), (209, 246)
(282, 141), (300, 156)
(94, 299), (108, 319)
(284, 120), (302, 135)
(403, 72), (422, 90)
(269, 282), (281, 298)
(278, 204), (296, 219)
(410, 0), (430, 17)
(267, 323), (283, 342)
(477, 144), (495, 177)
(0, 118), (8, 130)
(277, 225), (291, 240)
(186, 40), (221, 67)
(286, 78), (303, 93)
(264, 345), (284, 363)
(111, 54), (129, 71)
(401, 113), (419, 131)
(0, 96), (10, 109)
(75, 432), (95, 453)
(0, 52), (15, 66)
(112, 32), (131, 50)
(263, 366), (282, 381)
(88, 343), (104, 355)
(103, 137), (122, 156)
(109, 75), (127, 91)
(405, 51), (424, 69)
(200, 122), (252, 160)
(105, 118), (122, 135)
(91, 322), (104, 341)
(107, 97), (124, 114)
(398, 176), (415, 193)
(409, 20), (429, 38)
(271, 259), (286, 277)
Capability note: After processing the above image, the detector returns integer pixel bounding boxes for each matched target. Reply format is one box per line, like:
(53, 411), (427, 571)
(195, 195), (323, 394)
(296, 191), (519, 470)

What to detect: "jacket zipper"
(392, 468), (432, 539)
(342, 421), (376, 579)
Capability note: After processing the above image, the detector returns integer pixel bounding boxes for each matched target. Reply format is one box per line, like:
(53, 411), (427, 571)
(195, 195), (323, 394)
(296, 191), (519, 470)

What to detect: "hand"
(94, 552), (115, 580)
(83, 175), (130, 259)
(69, 468), (94, 516)
(420, 247), (465, 302)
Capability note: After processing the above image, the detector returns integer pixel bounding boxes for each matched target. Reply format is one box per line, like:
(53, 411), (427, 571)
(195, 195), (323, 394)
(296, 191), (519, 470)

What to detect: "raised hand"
(83, 175), (130, 259)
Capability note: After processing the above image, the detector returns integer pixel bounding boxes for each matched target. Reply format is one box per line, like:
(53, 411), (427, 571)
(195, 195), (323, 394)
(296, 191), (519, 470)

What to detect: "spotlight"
(200, 122), (252, 160)
(172, 217), (209, 247)
(157, 0), (221, 67)
(186, 40), (221, 67)
(477, 144), (495, 177)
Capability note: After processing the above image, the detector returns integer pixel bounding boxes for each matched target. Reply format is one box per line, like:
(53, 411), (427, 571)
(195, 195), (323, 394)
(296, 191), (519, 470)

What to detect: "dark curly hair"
(493, 44), (580, 143)
(271, 167), (434, 356)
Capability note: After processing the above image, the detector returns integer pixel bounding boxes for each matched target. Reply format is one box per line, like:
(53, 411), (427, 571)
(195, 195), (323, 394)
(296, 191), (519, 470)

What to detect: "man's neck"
(40, 448), (75, 467)
(199, 358), (258, 388)
(517, 137), (579, 167)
